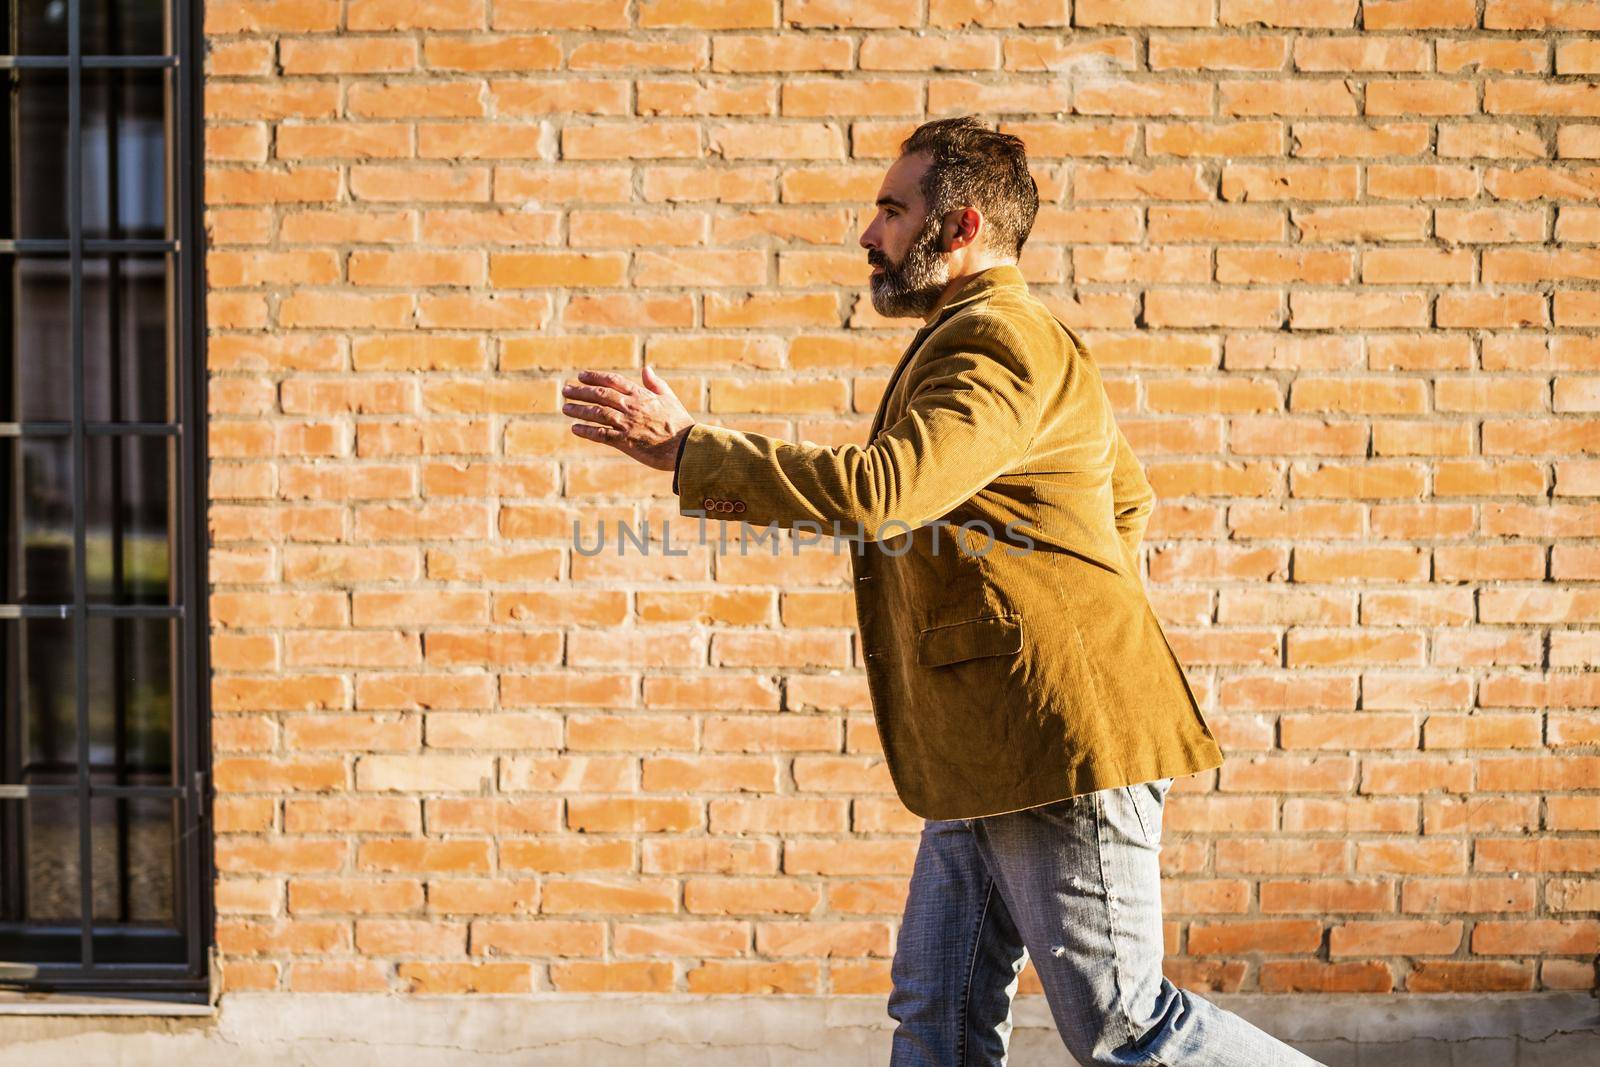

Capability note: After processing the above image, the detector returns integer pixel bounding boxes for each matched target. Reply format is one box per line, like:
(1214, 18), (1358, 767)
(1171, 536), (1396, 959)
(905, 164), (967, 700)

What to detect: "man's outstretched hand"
(561, 366), (697, 473)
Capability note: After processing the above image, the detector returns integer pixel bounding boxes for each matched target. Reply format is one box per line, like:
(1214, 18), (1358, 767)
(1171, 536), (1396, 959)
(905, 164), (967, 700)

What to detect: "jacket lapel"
(865, 264), (1030, 444)
(867, 323), (934, 442)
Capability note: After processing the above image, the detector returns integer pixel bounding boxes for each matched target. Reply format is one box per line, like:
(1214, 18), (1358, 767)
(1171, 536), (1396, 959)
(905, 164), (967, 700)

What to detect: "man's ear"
(944, 207), (979, 252)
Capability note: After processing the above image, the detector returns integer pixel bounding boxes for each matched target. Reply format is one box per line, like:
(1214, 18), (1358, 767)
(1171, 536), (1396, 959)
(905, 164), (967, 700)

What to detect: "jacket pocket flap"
(917, 612), (1022, 668)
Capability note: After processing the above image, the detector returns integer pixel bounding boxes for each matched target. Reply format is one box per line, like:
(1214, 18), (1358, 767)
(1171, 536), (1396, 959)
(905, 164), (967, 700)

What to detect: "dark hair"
(898, 116), (1039, 259)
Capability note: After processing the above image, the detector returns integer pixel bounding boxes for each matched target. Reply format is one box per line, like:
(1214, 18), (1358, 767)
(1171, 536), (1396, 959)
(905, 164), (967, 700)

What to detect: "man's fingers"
(562, 381), (632, 412)
(564, 370), (667, 468)
(641, 364), (672, 395)
(571, 422), (625, 448)
(577, 369), (639, 397)
(562, 400), (626, 431)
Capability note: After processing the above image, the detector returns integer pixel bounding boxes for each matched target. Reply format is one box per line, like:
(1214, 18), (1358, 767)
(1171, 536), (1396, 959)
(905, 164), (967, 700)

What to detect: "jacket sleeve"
(1108, 417), (1154, 571)
(674, 316), (1058, 539)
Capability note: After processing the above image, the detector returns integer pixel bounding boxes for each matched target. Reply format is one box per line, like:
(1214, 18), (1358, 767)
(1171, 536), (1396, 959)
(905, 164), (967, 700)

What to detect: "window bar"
(68, 0), (94, 971)
(0, 782), (183, 799)
(0, 240), (180, 253)
(177, 0), (211, 975)
(106, 19), (134, 926)
(85, 603), (181, 618)
(0, 55), (178, 69)
(3, 0), (14, 936)
(1, 390), (18, 922)
(0, 422), (181, 436)
(0, 605), (73, 619)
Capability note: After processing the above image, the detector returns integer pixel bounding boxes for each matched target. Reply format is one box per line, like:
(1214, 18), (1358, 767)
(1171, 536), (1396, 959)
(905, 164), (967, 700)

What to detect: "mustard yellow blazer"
(674, 263), (1224, 819)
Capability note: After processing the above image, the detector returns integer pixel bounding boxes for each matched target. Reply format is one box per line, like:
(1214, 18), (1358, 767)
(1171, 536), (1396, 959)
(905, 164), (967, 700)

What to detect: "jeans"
(887, 778), (1325, 1066)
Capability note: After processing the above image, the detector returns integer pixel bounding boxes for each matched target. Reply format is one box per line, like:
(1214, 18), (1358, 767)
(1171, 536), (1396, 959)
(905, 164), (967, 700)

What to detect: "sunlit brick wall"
(201, 0), (1600, 998)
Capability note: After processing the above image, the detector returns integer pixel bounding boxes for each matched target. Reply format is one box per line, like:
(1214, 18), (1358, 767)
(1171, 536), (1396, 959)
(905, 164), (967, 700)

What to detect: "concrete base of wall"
(0, 991), (1596, 1065)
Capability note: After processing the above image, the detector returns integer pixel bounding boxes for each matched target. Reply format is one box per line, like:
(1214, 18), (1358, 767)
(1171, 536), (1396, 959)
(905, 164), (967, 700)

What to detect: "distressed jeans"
(887, 778), (1325, 1066)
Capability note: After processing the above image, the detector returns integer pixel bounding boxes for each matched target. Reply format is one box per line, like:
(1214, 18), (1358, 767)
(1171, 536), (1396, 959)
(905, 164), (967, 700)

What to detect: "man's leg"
(889, 816), (1031, 1066)
(969, 779), (1325, 1066)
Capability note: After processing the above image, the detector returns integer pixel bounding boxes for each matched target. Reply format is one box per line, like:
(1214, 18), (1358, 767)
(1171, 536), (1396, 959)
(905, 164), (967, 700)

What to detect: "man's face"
(860, 152), (952, 320)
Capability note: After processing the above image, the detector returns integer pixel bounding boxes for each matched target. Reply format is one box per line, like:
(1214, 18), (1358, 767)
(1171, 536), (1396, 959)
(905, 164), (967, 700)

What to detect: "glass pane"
(4, 73), (71, 241)
(90, 794), (185, 964)
(86, 433), (173, 604)
(0, 794), (83, 924)
(83, 69), (170, 242)
(85, 0), (168, 57)
(1, 617), (77, 786)
(0, 796), (78, 965)
(89, 794), (174, 924)
(2, 256), (74, 423)
(25, 794), (79, 922)
(82, 254), (173, 424)
(86, 615), (174, 784)
(2, 435), (75, 602)
(14, 0), (68, 54)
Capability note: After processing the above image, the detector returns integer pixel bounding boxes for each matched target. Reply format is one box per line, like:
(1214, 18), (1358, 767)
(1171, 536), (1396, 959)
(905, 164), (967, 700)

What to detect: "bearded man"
(561, 116), (1323, 1067)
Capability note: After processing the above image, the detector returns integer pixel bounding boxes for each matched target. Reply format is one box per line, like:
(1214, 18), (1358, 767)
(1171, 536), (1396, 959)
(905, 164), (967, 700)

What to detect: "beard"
(867, 209), (950, 319)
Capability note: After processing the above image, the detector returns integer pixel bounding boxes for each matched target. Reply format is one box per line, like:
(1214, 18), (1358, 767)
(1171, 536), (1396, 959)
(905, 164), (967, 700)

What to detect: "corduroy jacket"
(673, 263), (1224, 819)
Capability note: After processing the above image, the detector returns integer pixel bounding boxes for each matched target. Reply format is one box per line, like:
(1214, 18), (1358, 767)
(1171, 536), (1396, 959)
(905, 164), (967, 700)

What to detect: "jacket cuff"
(671, 429), (689, 495)
(673, 421), (740, 513)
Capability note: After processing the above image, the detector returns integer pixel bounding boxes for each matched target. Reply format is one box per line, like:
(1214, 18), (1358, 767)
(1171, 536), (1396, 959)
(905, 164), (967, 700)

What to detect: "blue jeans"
(888, 778), (1325, 1066)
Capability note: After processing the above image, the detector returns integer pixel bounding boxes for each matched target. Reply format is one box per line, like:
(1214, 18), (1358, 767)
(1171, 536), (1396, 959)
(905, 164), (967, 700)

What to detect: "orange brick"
(1472, 920), (1600, 955)
(1081, 0), (1203, 25)
(217, 919), (351, 956)
(1152, 33), (1286, 69)
(358, 839), (493, 873)
(1259, 960), (1394, 993)
(398, 962), (532, 992)
(685, 960), (819, 993)
(1356, 840), (1467, 875)
(1401, 877), (1537, 914)
(1364, 0), (1476, 27)
(637, 0), (774, 27)
(1406, 960), (1535, 992)
(429, 879), (541, 914)
(1075, 83), (1214, 118)
(681, 870), (819, 915)
(288, 960), (391, 993)
(1189, 920), (1323, 955)
(541, 878), (678, 914)
(1329, 919), (1463, 956)
(355, 919), (466, 955)
(711, 33), (848, 71)
(469, 920), (604, 955)
(564, 122), (701, 159)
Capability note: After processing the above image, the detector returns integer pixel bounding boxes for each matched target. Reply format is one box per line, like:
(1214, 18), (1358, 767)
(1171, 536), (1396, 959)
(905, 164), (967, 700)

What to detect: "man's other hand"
(561, 366), (696, 473)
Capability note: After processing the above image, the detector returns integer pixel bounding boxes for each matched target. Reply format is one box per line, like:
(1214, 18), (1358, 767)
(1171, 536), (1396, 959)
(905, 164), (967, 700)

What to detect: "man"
(561, 117), (1322, 1066)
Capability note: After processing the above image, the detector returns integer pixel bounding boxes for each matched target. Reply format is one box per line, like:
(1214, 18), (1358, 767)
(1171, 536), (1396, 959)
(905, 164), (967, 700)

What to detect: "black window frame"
(0, 0), (211, 1000)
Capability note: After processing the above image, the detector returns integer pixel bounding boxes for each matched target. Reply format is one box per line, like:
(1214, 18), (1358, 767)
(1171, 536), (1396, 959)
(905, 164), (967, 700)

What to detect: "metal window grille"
(0, 0), (209, 998)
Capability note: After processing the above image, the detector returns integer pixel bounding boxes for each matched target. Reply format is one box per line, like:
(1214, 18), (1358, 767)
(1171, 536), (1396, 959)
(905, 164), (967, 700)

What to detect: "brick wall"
(201, 0), (1600, 997)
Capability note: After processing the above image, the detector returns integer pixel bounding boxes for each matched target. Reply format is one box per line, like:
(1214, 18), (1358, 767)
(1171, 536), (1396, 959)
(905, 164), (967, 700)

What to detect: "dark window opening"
(0, 0), (209, 998)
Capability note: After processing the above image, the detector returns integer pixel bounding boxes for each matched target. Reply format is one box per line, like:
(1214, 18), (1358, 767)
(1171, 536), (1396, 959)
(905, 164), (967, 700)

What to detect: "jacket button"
(702, 497), (715, 510)
(733, 500), (745, 513)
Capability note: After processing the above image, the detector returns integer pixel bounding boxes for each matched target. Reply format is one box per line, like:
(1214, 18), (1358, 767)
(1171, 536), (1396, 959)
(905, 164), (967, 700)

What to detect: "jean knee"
(888, 948), (948, 1027)
(1058, 1014), (1163, 1067)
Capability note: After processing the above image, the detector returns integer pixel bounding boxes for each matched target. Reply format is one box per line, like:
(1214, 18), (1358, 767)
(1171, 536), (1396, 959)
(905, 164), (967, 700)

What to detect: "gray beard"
(869, 211), (950, 319)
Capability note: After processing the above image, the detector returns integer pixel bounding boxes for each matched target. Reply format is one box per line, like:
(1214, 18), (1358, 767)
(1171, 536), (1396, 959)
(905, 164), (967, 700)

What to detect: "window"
(0, 0), (209, 997)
